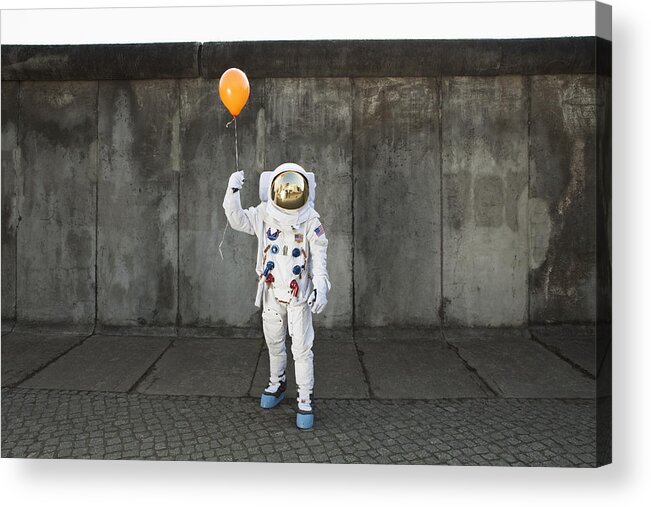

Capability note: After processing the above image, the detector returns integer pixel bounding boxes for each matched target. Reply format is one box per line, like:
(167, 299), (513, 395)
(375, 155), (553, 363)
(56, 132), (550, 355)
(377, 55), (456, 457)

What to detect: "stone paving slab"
(530, 325), (597, 376)
(20, 335), (171, 392)
(1, 331), (88, 387)
(357, 339), (493, 399)
(250, 339), (369, 399)
(444, 328), (595, 398)
(135, 338), (261, 397)
(0, 387), (607, 466)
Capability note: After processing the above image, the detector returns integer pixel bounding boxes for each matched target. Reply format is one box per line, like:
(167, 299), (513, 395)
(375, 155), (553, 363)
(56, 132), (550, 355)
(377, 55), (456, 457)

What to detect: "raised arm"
(222, 170), (257, 236)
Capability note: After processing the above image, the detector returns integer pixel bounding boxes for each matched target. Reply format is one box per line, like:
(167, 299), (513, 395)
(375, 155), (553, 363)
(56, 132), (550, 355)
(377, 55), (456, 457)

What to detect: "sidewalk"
(1, 325), (609, 466)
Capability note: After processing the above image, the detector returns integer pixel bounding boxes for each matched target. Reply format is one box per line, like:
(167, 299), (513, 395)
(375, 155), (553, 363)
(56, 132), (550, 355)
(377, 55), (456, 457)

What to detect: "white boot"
(296, 390), (314, 430)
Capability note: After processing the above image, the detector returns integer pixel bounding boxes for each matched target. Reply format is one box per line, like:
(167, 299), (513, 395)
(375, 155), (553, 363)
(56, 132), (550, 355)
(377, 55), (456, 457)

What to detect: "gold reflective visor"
(271, 171), (309, 210)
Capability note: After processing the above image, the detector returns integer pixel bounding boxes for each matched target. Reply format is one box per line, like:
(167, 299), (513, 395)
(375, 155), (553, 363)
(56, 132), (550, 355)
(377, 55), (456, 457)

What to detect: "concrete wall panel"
(98, 80), (179, 328)
(201, 38), (597, 79)
(1, 82), (19, 323)
(353, 78), (441, 327)
(442, 76), (529, 326)
(529, 75), (597, 323)
(2, 43), (200, 81)
(17, 81), (97, 325)
(266, 78), (353, 329)
(178, 78), (265, 328)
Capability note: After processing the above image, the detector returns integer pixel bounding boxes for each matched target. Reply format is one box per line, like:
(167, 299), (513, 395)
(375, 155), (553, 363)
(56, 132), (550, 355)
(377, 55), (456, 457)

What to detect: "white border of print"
(1, 0), (597, 44)
(2, 1), (651, 507)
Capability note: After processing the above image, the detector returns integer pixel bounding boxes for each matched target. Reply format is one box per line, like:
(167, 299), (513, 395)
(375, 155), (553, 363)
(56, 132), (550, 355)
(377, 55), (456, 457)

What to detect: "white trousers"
(262, 287), (315, 398)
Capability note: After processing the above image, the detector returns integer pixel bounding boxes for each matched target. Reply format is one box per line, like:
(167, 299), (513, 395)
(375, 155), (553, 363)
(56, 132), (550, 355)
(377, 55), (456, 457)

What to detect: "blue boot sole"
(296, 412), (314, 430)
(260, 392), (285, 409)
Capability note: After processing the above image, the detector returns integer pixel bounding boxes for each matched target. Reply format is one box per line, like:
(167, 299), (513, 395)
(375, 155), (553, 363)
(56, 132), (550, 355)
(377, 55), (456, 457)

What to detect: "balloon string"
(225, 116), (239, 171)
(219, 116), (238, 261)
(218, 221), (228, 262)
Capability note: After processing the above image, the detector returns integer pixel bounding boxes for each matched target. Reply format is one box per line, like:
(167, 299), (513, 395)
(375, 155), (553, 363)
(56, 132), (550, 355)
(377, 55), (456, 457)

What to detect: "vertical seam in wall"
(438, 76), (444, 328)
(526, 75), (532, 327)
(93, 80), (99, 334)
(14, 80), (22, 328)
(349, 78), (373, 397)
(176, 79), (182, 337)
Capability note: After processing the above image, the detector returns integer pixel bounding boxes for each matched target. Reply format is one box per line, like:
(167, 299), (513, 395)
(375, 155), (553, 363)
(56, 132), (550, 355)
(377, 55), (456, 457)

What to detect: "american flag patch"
(314, 225), (325, 237)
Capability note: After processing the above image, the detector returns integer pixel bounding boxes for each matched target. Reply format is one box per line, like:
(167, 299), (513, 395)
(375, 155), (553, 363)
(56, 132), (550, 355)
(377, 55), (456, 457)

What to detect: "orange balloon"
(219, 68), (250, 117)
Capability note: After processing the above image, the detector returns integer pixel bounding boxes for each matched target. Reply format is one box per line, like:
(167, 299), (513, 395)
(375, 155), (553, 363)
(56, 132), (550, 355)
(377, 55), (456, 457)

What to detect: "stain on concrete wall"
(178, 78), (264, 328)
(98, 80), (179, 328)
(17, 81), (97, 325)
(1, 82), (19, 323)
(529, 75), (597, 323)
(265, 78), (353, 329)
(442, 76), (529, 326)
(353, 78), (441, 327)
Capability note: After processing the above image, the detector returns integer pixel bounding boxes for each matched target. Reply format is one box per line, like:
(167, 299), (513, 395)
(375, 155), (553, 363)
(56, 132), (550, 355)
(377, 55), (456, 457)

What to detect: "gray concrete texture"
(1, 329), (87, 387)
(1, 325), (596, 401)
(200, 38), (599, 79)
(1, 43), (200, 81)
(16, 81), (97, 326)
(1, 82), (19, 322)
(529, 75), (598, 323)
(135, 338), (261, 397)
(444, 328), (595, 398)
(2, 38), (604, 82)
(178, 78), (264, 329)
(98, 80), (179, 329)
(356, 337), (493, 399)
(442, 76), (529, 326)
(2, 74), (602, 330)
(20, 334), (171, 391)
(354, 78), (440, 327)
(530, 325), (598, 376)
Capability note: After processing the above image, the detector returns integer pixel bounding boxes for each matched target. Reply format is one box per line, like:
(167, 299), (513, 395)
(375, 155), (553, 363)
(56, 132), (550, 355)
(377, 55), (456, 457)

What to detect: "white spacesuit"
(223, 163), (330, 430)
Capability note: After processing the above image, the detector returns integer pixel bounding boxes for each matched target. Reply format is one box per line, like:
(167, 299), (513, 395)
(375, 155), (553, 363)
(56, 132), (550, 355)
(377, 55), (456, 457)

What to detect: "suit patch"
(314, 225), (325, 237)
(294, 233), (304, 243)
(266, 228), (280, 241)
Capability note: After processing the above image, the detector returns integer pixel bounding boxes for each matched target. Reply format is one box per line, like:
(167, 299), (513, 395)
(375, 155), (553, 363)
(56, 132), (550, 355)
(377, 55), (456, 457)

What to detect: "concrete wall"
(17, 81), (97, 326)
(354, 78), (440, 327)
(1, 39), (611, 331)
(442, 76), (529, 326)
(1, 82), (19, 322)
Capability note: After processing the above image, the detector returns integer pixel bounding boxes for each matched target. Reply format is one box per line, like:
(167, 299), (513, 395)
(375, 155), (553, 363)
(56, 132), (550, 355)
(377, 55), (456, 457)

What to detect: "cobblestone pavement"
(1, 387), (604, 467)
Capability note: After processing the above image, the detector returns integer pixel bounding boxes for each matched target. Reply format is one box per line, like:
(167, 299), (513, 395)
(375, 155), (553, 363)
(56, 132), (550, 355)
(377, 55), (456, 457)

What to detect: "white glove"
(228, 170), (245, 191)
(308, 277), (329, 314)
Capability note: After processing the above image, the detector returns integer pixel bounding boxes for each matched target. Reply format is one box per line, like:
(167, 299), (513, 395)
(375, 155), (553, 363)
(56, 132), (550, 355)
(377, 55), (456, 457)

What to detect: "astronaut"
(223, 162), (330, 430)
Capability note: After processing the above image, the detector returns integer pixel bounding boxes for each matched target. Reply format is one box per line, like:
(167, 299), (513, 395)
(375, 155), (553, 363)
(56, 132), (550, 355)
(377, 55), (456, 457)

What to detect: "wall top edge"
(1, 37), (611, 81)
